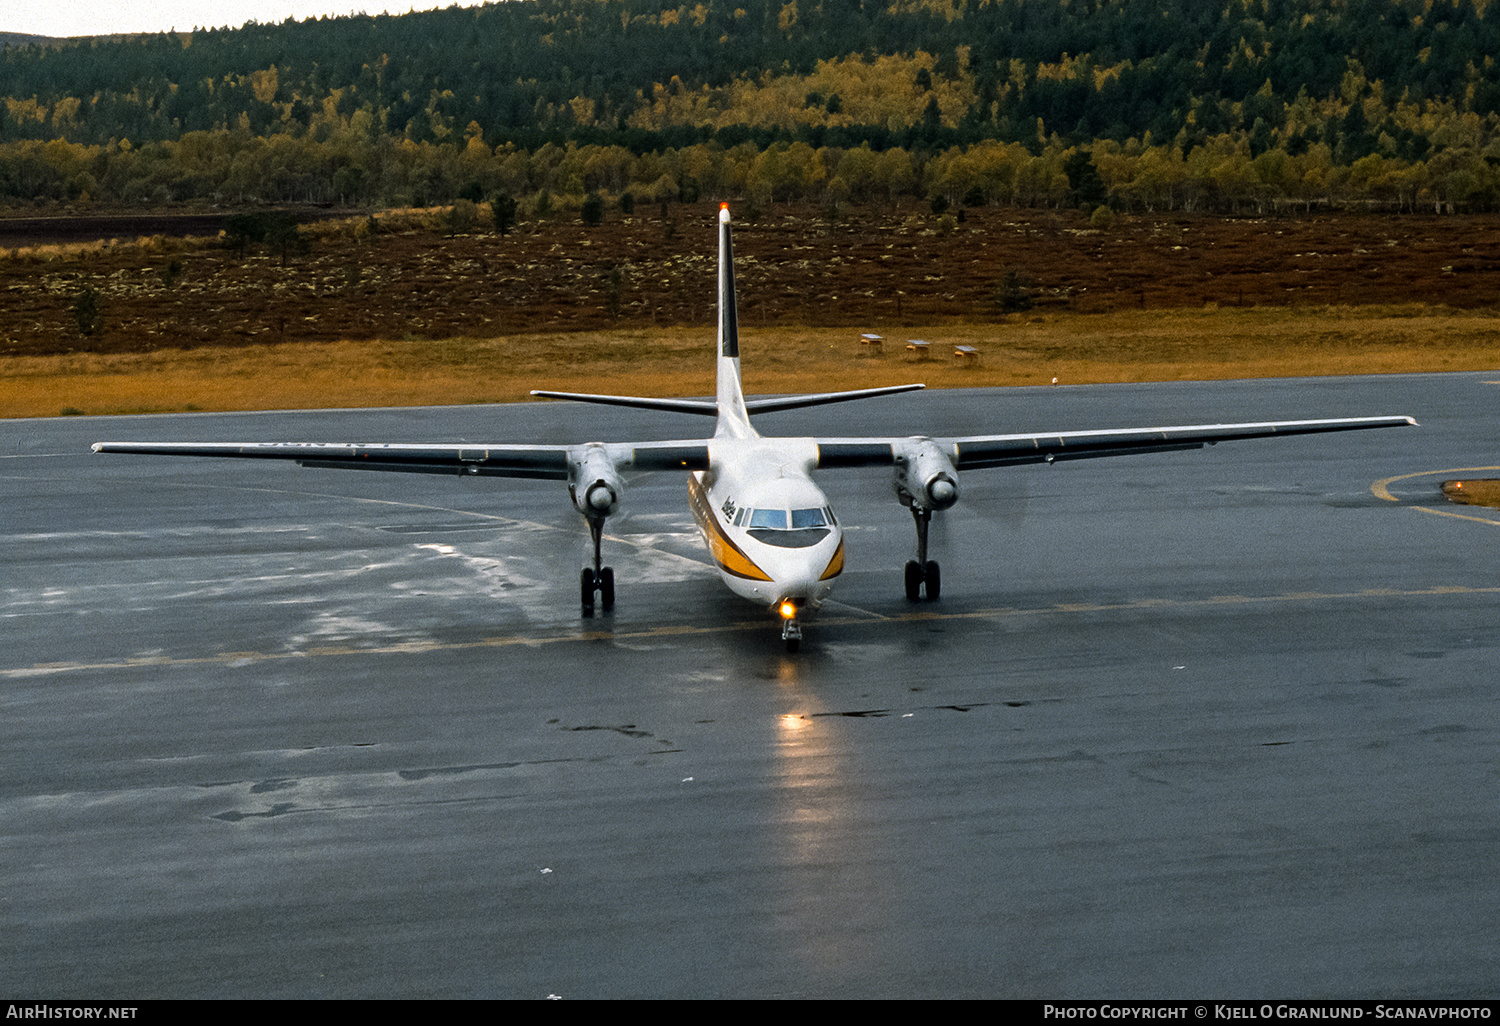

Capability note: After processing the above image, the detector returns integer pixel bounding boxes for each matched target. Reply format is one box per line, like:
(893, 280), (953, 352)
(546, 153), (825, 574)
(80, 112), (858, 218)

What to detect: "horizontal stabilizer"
(530, 383), (924, 417)
(745, 383), (924, 413)
(530, 391), (718, 415)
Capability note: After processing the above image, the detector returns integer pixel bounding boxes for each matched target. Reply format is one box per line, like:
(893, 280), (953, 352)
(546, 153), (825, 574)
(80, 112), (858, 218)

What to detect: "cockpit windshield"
(735, 506), (836, 548)
(747, 508), (787, 529)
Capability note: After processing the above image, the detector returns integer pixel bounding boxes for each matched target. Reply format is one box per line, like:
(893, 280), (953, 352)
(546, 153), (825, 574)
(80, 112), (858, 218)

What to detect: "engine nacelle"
(568, 444), (624, 519)
(892, 438), (959, 512)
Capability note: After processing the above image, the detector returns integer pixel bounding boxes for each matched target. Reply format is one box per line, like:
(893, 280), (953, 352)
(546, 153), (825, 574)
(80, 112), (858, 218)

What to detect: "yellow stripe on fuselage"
(687, 475), (774, 581)
(820, 538), (845, 580)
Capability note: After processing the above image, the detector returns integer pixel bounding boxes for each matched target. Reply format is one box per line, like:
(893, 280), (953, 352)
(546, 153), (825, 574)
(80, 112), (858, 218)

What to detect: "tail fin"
(530, 206), (924, 421)
(715, 204), (755, 439)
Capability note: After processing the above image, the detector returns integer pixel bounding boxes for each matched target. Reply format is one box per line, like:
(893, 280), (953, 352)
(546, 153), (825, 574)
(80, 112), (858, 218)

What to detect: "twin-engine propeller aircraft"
(95, 204), (1415, 651)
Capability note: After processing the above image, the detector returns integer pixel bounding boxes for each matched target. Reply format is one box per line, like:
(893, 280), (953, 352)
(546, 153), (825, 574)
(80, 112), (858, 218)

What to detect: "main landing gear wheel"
(580, 517), (615, 617)
(904, 559), (941, 601)
(580, 566), (616, 617)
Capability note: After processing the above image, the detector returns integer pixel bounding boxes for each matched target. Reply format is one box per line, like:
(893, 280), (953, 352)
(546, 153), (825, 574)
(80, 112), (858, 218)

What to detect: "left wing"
(90, 439), (711, 477)
(812, 416), (1419, 469)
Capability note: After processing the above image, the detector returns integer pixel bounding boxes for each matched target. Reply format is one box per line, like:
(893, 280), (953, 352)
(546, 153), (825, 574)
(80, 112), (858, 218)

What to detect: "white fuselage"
(687, 437), (844, 611)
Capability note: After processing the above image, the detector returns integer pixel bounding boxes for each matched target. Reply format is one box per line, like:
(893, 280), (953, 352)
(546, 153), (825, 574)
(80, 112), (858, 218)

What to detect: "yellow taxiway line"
(1371, 466), (1500, 527)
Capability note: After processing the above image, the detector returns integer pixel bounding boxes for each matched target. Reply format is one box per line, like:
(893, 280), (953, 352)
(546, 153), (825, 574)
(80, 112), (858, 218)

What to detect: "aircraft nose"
(773, 569), (825, 606)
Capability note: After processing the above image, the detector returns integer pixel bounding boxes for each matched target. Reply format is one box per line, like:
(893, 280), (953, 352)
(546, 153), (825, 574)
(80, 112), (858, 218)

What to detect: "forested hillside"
(2, 0), (1498, 212)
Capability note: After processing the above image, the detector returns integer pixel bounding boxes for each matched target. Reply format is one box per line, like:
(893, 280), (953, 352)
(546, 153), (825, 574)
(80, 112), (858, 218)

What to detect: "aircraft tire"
(580, 567), (596, 617)
(599, 567), (615, 611)
(924, 560), (941, 600)
(904, 560), (923, 602)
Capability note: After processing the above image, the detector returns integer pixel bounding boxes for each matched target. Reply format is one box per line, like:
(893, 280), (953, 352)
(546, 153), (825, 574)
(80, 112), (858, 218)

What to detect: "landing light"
(778, 600), (798, 620)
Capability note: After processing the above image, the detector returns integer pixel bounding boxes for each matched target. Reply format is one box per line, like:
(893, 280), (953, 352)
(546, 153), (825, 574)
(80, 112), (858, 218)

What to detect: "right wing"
(91, 440), (711, 477)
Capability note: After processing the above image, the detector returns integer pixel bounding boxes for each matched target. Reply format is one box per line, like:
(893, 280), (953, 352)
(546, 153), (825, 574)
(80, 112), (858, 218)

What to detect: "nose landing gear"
(778, 599), (802, 653)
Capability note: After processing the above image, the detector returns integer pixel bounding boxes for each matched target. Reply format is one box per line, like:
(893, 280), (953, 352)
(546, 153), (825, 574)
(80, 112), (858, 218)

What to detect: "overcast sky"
(6, 1), (479, 39)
